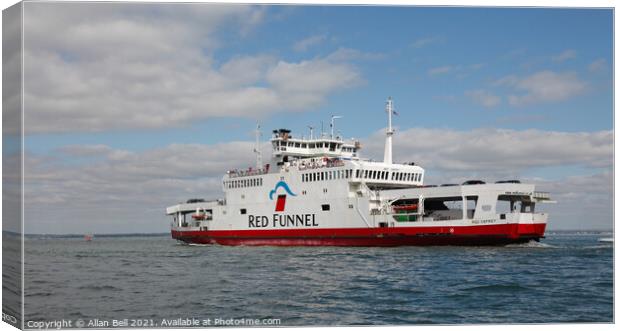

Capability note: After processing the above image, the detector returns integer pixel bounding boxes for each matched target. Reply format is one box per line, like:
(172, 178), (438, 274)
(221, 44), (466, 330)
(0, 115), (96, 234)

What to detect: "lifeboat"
(393, 204), (418, 212)
(192, 208), (212, 220)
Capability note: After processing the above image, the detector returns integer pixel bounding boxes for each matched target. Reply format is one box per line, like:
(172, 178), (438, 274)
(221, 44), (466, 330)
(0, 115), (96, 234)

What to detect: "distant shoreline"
(3, 231), (169, 238)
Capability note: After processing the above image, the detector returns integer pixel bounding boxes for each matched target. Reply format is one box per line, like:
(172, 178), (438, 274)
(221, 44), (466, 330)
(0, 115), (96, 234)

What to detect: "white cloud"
(362, 127), (612, 173)
(495, 71), (587, 106)
(21, 3), (361, 134)
(532, 171), (612, 230)
(588, 58), (608, 73)
(427, 66), (452, 76)
(551, 49), (576, 62)
(465, 89), (501, 108)
(292, 34), (326, 52)
(23, 127), (612, 233)
(24, 140), (266, 234)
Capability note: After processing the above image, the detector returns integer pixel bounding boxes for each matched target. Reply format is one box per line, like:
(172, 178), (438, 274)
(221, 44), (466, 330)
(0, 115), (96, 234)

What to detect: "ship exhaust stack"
(383, 97), (395, 165)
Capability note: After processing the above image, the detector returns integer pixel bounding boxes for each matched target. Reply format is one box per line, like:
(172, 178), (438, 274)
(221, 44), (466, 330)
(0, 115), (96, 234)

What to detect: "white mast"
(308, 125), (314, 140)
(253, 123), (262, 169)
(330, 115), (343, 139)
(383, 97), (394, 164)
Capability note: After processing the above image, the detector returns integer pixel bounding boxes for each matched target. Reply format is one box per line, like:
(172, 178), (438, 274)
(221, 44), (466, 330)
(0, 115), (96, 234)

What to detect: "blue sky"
(15, 4), (613, 233)
(25, 6), (612, 152)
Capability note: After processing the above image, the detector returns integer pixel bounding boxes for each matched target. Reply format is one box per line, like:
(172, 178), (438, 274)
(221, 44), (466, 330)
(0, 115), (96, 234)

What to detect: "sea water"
(18, 232), (613, 326)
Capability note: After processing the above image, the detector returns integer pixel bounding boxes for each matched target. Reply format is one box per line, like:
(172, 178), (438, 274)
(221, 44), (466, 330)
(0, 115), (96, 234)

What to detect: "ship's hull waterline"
(172, 223), (546, 246)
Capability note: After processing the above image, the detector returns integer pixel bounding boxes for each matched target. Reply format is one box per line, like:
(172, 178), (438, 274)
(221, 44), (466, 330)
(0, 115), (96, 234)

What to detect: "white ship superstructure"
(166, 98), (553, 246)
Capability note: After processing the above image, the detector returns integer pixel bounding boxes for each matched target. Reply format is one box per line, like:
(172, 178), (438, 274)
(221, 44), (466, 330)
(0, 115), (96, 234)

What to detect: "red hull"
(171, 223), (546, 246)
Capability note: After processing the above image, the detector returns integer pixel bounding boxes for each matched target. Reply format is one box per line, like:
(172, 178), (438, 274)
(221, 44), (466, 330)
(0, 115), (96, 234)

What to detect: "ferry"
(166, 98), (554, 246)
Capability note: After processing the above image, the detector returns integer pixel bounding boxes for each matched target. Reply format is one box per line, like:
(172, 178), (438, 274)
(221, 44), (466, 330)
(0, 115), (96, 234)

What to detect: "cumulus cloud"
(362, 127), (612, 174)
(495, 71), (587, 106)
(532, 171), (612, 230)
(292, 34), (326, 52)
(24, 140), (266, 233)
(465, 89), (501, 108)
(551, 49), (576, 62)
(21, 3), (361, 134)
(23, 126), (613, 233)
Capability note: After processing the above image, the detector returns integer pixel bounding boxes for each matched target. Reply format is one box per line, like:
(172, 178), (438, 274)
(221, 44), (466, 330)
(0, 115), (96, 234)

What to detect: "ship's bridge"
(271, 129), (360, 160)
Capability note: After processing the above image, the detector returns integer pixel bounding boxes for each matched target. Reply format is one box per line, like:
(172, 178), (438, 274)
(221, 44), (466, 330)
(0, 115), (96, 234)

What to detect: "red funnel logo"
(269, 181), (296, 213)
(275, 195), (287, 212)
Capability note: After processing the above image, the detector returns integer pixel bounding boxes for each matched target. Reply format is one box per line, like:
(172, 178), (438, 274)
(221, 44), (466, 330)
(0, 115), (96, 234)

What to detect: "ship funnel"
(383, 97), (395, 164)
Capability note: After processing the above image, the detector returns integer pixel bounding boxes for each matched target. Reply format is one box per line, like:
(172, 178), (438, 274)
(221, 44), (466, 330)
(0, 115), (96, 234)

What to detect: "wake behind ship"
(166, 98), (554, 246)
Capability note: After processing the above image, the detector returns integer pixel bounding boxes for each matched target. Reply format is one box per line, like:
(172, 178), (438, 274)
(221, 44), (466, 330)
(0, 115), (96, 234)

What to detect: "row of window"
(355, 169), (422, 182)
(392, 171), (422, 182)
(274, 140), (357, 153)
(301, 169), (422, 182)
(224, 177), (263, 189)
(302, 169), (353, 182)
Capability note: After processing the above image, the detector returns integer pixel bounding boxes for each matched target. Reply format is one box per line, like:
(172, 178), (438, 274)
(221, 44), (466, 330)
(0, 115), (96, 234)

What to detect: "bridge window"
(240, 208), (247, 215)
(322, 204), (330, 211)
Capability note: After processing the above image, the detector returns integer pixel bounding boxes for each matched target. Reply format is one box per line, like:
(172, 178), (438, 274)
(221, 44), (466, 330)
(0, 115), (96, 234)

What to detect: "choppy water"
(20, 232), (613, 327)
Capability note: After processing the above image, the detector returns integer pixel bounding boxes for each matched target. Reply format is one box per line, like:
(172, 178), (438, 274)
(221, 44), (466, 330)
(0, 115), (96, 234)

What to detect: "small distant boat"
(84, 234), (94, 241)
(598, 238), (613, 243)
